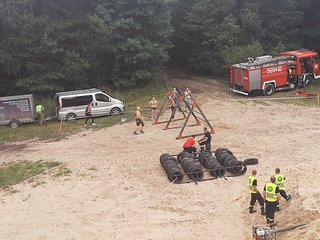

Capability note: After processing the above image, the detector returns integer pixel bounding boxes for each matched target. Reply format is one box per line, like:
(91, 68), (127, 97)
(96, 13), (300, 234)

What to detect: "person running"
(133, 106), (144, 135)
(35, 103), (45, 126)
(275, 168), (291, 211)
(85, 102), (96, 127)
(149, 97), (159, 121)
(183, 135), (197, 153)
(248, 169), (265, 215)
(198, 127), (212, 151)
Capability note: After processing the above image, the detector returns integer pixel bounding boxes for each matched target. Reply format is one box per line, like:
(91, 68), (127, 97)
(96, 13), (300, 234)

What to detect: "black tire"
(263, 84), (275, 96)
(110, 107), (121, 116)
(244, 158), (259, 165)
(233, 161), (247, 176)
(9, 119), (21, 129)
(304, 76), (313, 88)
(66, 113), (77, 121)
(167, 167), (183, 183)
(188, 165), (203, 181)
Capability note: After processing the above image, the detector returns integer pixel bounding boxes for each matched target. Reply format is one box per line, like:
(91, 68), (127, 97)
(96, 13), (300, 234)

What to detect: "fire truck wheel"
(304, 76), (313, 88)
(263, 84), (275, 96)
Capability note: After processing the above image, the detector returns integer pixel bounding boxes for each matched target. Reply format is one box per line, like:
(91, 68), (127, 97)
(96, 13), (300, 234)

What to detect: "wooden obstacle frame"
(153, 90), (188, 125)
(153, 88), (215, 140)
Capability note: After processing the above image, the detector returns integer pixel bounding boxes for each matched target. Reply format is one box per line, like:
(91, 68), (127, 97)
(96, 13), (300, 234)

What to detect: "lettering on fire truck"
(266, 66), (283, 74)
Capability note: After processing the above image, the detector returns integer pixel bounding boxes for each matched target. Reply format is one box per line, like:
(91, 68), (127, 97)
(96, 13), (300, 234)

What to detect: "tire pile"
(215, 148), (247, 175)
(198, 151), (225, 177)
(160, 148), (250, 184)
(178, 151), (203, 181)
(160, 153), (184, 183)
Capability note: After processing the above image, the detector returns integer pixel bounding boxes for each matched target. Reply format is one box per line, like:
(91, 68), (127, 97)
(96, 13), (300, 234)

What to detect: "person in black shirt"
(198, 127), (212, 151)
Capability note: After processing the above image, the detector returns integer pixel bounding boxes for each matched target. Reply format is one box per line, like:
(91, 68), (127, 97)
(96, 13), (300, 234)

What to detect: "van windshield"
(62, 95), (93, 108)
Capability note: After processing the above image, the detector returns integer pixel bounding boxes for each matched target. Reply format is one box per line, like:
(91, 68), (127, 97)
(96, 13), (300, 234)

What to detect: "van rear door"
(93, 93), (113, 116)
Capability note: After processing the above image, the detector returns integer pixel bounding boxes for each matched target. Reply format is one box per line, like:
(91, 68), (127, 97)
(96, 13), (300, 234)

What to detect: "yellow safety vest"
(265, 183), (278, 202)
(36, 105), (43, 113)
(248, 176), (258, 193)
(275, 174), (285, 190)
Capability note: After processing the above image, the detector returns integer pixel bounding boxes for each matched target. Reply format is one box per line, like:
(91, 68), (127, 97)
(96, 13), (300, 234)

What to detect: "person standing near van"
(85, 102), (96, 127)
(35, 103), (45, 125)
(134, 106), (144, 135)
(149, 97), (159, 121)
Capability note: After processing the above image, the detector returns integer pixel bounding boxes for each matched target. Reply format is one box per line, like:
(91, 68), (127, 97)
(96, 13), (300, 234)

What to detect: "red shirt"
(183, 137), (195, 148)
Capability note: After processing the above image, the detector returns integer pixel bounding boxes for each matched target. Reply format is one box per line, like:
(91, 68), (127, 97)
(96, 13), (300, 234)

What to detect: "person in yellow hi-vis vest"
(248, 169), (265, 215)
(275, 168), (292, 211)
(263, 176), (280, 226)
(35, 104), (45, 125)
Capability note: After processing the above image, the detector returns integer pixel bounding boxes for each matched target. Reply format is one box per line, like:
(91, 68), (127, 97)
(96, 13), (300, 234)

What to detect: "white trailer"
(0, 94), (35, 128)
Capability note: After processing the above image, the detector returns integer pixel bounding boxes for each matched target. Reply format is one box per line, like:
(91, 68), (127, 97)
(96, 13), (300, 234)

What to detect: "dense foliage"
(0, 0), (319, 96)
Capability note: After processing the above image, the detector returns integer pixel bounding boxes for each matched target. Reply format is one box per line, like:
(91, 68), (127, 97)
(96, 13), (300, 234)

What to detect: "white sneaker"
(92, 123), (96, 126)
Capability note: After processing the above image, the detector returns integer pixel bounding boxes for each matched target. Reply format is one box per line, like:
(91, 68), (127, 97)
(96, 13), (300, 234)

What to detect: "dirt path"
(0, 77), (319, 240)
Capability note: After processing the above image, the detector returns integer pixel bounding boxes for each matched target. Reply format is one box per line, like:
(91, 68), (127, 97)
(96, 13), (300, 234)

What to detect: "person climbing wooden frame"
(153, 90), (187, 125)
(163, 93), (200, 130)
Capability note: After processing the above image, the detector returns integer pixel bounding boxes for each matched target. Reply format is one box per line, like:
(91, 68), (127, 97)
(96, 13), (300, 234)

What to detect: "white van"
(55, 88), (125, 120)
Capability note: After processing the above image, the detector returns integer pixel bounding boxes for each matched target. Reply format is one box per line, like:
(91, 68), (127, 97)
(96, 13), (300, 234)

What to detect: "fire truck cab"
(230, 49), (320, 96)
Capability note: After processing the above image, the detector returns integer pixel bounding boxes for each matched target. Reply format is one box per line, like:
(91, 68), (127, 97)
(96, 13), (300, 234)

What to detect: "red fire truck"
(230, 49), (320, 96)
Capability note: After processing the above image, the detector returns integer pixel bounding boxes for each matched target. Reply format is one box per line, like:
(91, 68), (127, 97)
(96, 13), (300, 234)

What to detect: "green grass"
(0, 84), (166, 142)
(0, 160), (61, 189)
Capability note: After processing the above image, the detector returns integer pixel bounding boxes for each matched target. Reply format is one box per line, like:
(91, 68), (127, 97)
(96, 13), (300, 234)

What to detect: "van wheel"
(9, 119), (21, 128)
(66, 113), (77, 121)
(263, 84), (275, 96)
(110, 107), (121, 116)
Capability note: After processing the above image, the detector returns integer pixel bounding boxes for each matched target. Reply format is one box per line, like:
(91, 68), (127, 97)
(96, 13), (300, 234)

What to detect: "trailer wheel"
(263, 84), (275, 96)
(304, 76), (313, 88)
(66, 113), (77, 121)
(9, 119), (21, 128)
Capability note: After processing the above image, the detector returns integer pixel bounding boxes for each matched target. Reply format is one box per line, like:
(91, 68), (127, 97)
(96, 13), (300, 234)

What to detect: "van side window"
(95, 94), (110, 102)
(62, 95), (93, 108)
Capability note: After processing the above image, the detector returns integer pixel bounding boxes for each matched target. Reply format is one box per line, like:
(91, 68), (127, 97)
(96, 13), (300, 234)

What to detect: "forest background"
(0, 0), (319, 96)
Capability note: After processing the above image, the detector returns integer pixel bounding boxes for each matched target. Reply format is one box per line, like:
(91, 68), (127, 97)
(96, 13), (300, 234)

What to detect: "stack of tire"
(178, 151), (203, 181)
(215, 148), (247, 175)
(160, 153), (183, 183)
(198, 151), (225, 177)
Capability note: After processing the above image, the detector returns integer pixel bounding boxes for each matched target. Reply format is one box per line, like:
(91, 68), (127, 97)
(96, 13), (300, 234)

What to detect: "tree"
(93, 0), (173, 88)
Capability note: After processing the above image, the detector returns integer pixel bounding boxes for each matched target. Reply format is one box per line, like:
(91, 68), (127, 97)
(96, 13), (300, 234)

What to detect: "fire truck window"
(313, 56), (319, 63)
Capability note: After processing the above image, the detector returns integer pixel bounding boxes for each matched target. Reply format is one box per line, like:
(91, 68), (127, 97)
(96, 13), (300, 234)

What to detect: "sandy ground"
(0, 77), (319, 240)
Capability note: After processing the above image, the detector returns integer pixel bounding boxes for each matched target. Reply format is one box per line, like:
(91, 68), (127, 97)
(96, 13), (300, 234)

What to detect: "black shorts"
(151, 107), (157, 110)
(136, 119), (144, 126)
